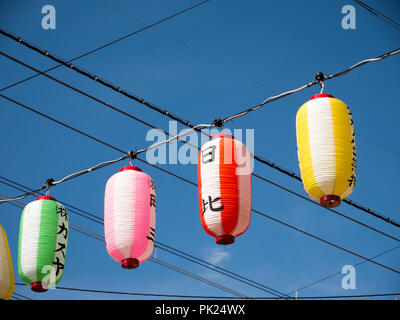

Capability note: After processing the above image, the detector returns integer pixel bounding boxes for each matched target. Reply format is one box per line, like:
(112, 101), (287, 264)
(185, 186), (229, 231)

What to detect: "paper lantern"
(198, 134), (252, 245)
(296, 93), (356, 208)
(0, 225), (14, 300)
(18, 196), (69, 292)
(104, 166), (156, 269)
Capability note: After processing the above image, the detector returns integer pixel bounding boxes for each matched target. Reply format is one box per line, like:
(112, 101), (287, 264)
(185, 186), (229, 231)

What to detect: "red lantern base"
(31, 282), (48, 293)
(320, 195), (341, 208)
(121, 258), (139, 269)
(216, 235), (235, 245)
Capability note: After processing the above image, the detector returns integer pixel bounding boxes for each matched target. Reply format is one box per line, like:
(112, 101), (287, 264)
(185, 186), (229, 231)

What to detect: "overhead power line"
(286, 244), (400, 296)
(12, 282), (399, 300)
(252, 208), (400, 275)
(0, 187), (289, 299)
(353, 0), (400, 31)
(6, 195), (397, 300)
(91, 0), (400, 161)
(1, 29), (398, 228)
(0, 0), (211, 93)
(3, 197), (248, 299)
(2, 52), (400, 233)
(0, 93), (211, 203)
(222, 47), (400, 123)
(0, 99), (398, 277)
(1, 74), (400, 245)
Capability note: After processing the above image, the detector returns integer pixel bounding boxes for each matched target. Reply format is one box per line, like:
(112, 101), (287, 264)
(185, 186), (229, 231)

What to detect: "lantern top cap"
(119, 166), (142, 172)
(212, 133), (233, 140)
(35, 195), (57, 201)
(309, 93), (334, 100)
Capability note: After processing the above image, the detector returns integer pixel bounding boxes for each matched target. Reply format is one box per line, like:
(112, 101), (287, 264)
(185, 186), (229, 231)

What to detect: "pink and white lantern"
(104, 166), (156, 269)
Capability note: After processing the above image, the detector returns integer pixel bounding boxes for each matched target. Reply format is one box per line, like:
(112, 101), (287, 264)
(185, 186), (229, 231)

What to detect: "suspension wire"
(96, 0), (400, 161)
(1, 31), (398, 228)
(3, 52), (400, 231)
(2, 82), (399, 243)
(1, 94), (399, 276)
(0, 93), (211, 203)
(0, 187), (288, 298)
(221, 47), (400, 123)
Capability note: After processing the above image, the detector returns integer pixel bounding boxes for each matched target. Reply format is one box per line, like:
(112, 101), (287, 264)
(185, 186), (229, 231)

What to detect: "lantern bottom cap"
(121, 258), (139, 269)
(216, 235), (235, 245)
(31, 282), (48, 293)
(320, 195), (341, 208)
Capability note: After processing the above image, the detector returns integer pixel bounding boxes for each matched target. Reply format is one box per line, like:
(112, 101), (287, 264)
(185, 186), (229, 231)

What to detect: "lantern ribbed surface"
(104, 166), (156, 269)
(198, 134), (252, 245)
(18, 196), (69, 292)
(296, 94), (356, 208)
(0, 225), (14, 300)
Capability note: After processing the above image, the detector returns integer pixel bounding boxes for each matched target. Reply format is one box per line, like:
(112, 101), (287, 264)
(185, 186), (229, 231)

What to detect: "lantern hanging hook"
(45, 178), (54, 197)
(315, 72), (325, 94)
(319, 80), (325, 94)
(128, 150), (136, 166)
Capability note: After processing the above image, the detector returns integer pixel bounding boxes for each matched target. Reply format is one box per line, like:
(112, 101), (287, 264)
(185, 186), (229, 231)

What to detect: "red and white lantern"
(197, 134), (252, 245)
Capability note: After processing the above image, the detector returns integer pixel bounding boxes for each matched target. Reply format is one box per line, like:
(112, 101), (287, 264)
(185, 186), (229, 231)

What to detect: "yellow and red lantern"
(198, 134), (252, 245)
(296, 93), (356, 208)
(0, 224), (14, 300)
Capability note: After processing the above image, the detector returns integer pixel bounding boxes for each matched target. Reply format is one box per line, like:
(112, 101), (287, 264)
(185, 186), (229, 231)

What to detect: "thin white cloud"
(205, 247), (231, 266)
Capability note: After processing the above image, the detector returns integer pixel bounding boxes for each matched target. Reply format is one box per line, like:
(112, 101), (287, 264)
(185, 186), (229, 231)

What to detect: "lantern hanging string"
(1, 27), (399, 130)
(0, 123), (214, 203)
(1, 32), (399, 226)
(221, 47), (400, 124)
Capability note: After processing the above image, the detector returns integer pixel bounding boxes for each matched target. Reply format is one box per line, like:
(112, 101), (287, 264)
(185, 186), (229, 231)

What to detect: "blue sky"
(0, 0), (399, 300)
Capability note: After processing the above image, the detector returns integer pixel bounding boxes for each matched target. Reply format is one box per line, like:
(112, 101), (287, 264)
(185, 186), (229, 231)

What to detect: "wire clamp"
(315, 72), (325, 82)
(212, 118), (223, 127)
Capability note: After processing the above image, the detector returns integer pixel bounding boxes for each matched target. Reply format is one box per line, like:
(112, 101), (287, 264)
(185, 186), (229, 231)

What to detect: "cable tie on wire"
(212, 118), (223, 127)
(315, 72), (325, 82)
(128, 150), (137, 166)
(128, 150), (137, 160)
(46, 178), (55, 187)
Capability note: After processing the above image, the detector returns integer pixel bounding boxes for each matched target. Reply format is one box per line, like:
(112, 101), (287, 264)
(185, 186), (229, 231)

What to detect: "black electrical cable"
(252, 208), (400, 275)
(12, 282), (400, 300)
(1, 93), (399, 276)
(286, 244), (400, 296)
(353, 0), (400, 31)
(1, 30), (397, 229)
(0, 0), (211, 93)
(1, 71), (398, 245)
(0, 179), (104, 225)
(154, 244), (291, 299)
(2, 51), (400, 233)
(0, 181), (289, 298)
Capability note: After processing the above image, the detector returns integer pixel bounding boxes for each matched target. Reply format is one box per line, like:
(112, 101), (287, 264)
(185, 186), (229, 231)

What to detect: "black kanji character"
(57, 222), (68, 240)
(150, 194), (156, 208)
(55, 242), (66, 259)
(202, 196), (224, 214)
(52, 257), (64, 277)
(202, 145), (216, 164)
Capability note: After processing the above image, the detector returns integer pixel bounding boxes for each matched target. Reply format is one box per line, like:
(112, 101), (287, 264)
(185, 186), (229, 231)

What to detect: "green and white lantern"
(18, 196), (69, 292)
